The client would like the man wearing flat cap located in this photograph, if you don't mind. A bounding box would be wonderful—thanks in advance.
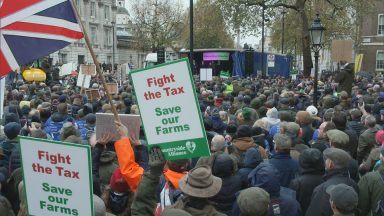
[306,148,358,216]
[327,184,358,216]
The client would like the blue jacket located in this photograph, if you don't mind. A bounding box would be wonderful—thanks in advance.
[269,152,299,187]
[249,162,301,216]
[236,147,263,187]
[44,113,74,141]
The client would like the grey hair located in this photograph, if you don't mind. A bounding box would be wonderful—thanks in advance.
[211,135,225,152]
[365,115,376,128]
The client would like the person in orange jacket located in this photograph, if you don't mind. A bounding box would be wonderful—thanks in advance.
[114,121,144,192]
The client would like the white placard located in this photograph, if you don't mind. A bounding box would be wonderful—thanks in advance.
[268,54,275,67]
[200,68,213,81]
[20,137,93,216]
[60,62,76,76]
[76,65,91,88]
[130,59,210,160]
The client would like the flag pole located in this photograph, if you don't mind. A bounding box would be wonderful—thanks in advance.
[70,0,120,122]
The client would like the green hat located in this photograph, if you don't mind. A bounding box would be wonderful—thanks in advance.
[326,129,349,146]
[237,187,270,216]
[242,107,253,120]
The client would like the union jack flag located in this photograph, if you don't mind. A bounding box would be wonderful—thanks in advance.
[0,0,84,77]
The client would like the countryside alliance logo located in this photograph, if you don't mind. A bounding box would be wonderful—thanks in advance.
[185,141,196,153]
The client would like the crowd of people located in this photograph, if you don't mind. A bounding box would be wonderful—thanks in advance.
[0,67,384,216]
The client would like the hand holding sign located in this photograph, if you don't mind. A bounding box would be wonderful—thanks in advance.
[115,121,129,139]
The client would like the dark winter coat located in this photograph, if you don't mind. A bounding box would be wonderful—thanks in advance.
[211,154,242,215]
[342,128,359,159]
[305,168,359,216]
[237,147,263,187]
[246,162,302,216]
[347,120,364,137]
[357,125,381,163]
[301,125,314,146]
[335,69,354,96]
[269,152,299,187]
[0,139,18,170]
[358,164,384,216]
[289,149,325,214]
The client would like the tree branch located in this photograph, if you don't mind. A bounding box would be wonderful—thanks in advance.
[240,0,298,11]
[324,0,343,10]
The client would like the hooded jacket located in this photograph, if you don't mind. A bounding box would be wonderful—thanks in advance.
[289,149,325,214]
[305,168,358,216]
[247,162,301,216]
[237,147,263,187]
[210,154,242,215]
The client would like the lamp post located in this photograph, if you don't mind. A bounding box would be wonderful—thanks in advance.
[189,0,194,72]
[111,21,115,75]
[261,5,265,78]
[281,9,286,54]
[309,14,326,107]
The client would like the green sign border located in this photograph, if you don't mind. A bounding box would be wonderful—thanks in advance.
[129,58,210,160]
[18,136,94,216]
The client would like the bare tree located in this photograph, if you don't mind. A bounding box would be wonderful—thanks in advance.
[131,0,184,51]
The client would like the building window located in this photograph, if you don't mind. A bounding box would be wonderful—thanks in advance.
[59,53,68,64]
[377,51,384,71]
[379,14,384,35]
[107,56,112,64]
[90,25,97,44]
[90,2,96,17]
[104,28,112,47]
[104,6,110,20]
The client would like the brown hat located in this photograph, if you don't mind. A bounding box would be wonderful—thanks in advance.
[179,166,222,198]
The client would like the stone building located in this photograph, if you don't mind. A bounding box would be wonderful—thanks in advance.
[359,0,384,73]
[115,0,147,69]
[50,0,118,66]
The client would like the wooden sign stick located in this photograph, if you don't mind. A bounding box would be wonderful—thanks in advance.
[70,0,120,122]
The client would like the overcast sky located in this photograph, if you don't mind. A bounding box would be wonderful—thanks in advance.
[125,0,260,48]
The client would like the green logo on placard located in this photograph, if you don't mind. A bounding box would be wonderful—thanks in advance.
[186,141,196,153]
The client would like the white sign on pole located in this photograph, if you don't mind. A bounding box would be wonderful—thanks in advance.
[267,54,275,67]
[76,65,91,88]
[20,137,93,216]
[130,59,210,160]
[60,62,76,76]
[199,68,213,81]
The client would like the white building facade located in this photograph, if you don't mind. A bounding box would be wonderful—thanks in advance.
[50,0,118,66]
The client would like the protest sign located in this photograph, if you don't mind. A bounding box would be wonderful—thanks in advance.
[199,68,213,81]
[19,136,93,216]
[80,65,96,76]
[268,54,275,67]
[220,71,230,79]
[85,89,100,100]
[59,62,76,76]
[95,113,141,141]
[106,83,118,95]
[130,59,210,160]
[76,65,92,88]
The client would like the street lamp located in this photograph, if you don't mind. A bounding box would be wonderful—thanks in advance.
[309,13,325,107]
[111,21,115,75]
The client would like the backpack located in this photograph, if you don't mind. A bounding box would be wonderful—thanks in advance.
[374,171,384,216]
